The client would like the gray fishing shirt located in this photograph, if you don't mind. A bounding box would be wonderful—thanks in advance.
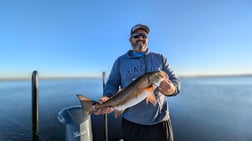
[103,49,181,125]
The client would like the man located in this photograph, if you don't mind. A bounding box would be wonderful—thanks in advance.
[96,24,181,141]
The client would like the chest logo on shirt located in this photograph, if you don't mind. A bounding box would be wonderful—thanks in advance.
[127,65,145,76]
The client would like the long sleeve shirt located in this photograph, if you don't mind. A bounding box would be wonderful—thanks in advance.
[103,49,181,125]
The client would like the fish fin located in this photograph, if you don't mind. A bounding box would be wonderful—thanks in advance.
[145,85,157,105]
[76,94,98,116]
[112,88,124,97]
[114,110,124,118]
[146,93,157,105]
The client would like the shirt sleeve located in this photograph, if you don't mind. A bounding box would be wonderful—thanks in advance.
[162,55,181,95]
[103,58,121,97]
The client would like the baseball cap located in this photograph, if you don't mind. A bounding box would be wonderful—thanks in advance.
[130,24,150,35]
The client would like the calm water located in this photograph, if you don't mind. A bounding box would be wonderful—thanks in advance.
[0,76,252,141]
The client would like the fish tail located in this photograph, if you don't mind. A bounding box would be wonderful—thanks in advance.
[76,94,98,116]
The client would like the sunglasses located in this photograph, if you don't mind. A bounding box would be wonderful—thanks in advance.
[131,33,148,39]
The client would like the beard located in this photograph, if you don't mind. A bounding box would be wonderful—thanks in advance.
[132,40,148,52]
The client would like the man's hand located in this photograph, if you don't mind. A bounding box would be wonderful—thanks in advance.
[158,78,177,96]
[94,96,114,115]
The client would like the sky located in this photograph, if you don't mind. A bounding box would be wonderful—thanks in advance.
[0,0,251,79]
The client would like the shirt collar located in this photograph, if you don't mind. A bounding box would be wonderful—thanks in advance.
[127,49,150,58]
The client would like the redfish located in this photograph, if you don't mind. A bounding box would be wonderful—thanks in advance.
[77,71,167,118]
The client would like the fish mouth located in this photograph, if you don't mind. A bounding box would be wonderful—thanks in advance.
[148,71,167,87]
[153,79,163,87]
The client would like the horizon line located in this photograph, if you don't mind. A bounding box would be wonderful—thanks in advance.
[1,73,252,81]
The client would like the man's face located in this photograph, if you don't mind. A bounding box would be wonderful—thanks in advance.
[129,29,148,52]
